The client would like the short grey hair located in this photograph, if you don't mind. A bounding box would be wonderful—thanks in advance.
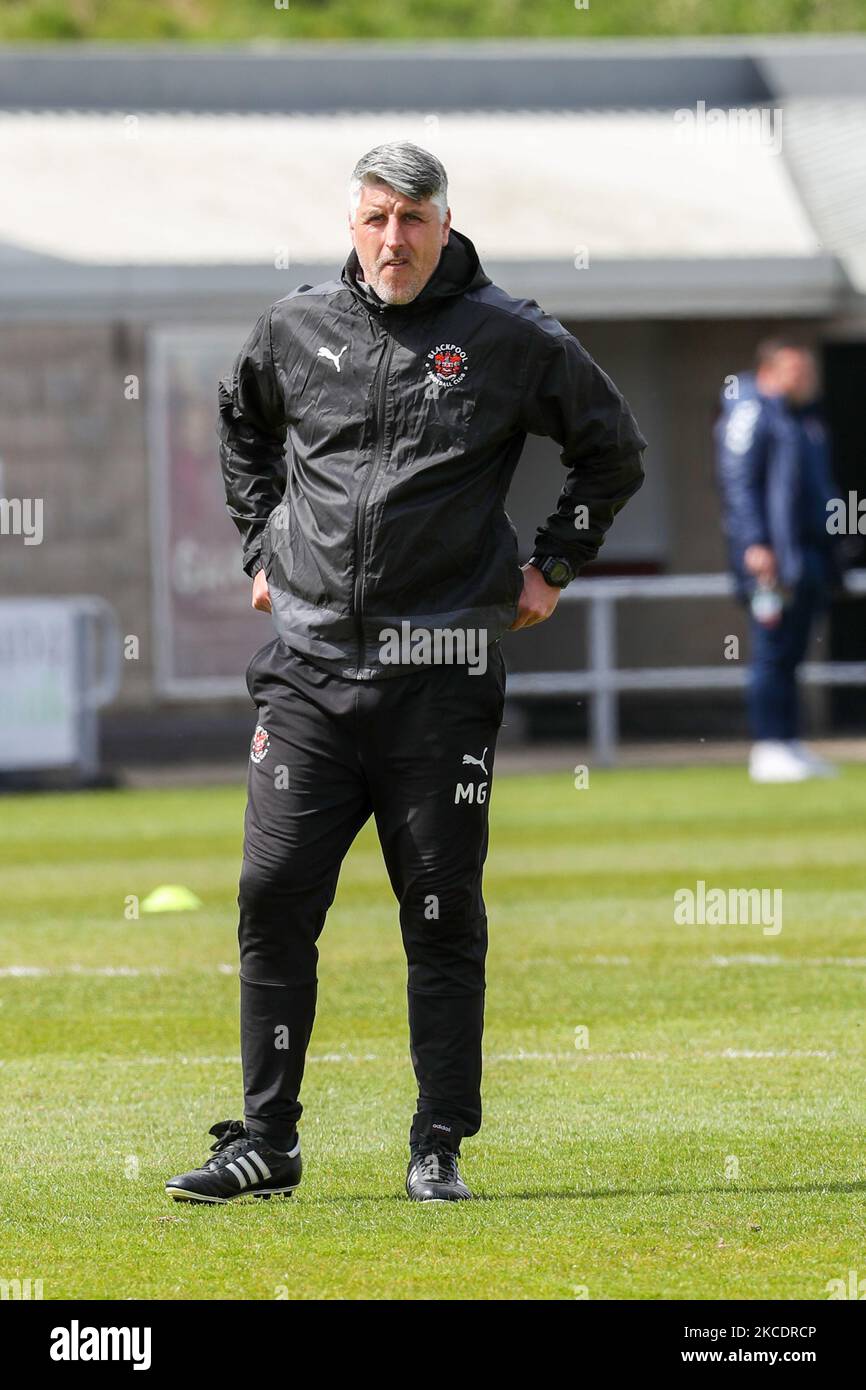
[349,142,448,220]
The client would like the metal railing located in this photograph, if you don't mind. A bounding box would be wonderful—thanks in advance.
[505,570,866,766]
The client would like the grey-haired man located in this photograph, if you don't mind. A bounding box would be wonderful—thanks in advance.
[166,141,645,1205]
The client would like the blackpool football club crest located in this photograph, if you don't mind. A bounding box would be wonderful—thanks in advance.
[250,724,269,764]
[426,343,468,389]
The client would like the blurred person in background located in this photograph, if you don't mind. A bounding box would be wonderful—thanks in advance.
[715,339,840,782]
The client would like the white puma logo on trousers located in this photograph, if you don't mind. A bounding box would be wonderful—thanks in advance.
[317,345,348,372]
[462,748,488,775]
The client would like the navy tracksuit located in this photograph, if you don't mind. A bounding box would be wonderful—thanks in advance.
[715,377,838,741]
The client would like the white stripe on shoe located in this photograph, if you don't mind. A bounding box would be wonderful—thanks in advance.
[226,1162,248,1189]
[235,1155,260,1185]
[246,1151,272,1181]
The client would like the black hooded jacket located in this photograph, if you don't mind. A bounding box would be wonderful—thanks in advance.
[218,229,646,679]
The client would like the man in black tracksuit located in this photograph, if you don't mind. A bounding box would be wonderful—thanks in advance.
[166,142,645,1205]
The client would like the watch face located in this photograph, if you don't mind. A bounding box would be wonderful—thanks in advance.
[546,559,572,586]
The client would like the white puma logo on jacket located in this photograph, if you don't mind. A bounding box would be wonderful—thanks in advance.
[317,345,348,372]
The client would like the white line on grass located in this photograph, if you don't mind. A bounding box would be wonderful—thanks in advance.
[3,957,865,978]
[12,1048,834,1068]
[709,954,866,967]
[0,965,171,977]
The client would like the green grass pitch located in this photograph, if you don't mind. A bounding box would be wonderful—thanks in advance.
[1,766,864,1300]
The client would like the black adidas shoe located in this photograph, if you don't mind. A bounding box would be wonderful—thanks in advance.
[406,1141,473,1202]
[165,1120,302,1204]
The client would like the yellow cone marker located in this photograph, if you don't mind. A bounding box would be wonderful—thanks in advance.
[141,884,203,914]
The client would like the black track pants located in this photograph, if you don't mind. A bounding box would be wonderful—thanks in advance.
[237,637,506,1151]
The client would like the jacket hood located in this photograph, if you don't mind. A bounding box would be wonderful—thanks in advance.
[342,227,491,315]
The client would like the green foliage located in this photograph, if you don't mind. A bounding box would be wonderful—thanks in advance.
[0,0,863,43]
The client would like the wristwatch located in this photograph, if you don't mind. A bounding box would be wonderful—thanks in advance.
[529,555,575,589]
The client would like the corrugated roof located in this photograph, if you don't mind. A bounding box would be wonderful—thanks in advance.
[781,99,866,293]
[0,108,820,267]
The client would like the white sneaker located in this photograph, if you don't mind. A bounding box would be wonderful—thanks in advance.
[788,741,838,778]
[749,740,814,783]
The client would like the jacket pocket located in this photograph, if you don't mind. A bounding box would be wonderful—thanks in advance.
[245,637,281,702]
[489,642,507,727]
[263,505,295,590]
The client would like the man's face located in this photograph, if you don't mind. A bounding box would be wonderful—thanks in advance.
[350,181,451,305]
[761,349,819,407]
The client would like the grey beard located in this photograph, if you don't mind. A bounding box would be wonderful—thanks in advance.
[371,275,421,305]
